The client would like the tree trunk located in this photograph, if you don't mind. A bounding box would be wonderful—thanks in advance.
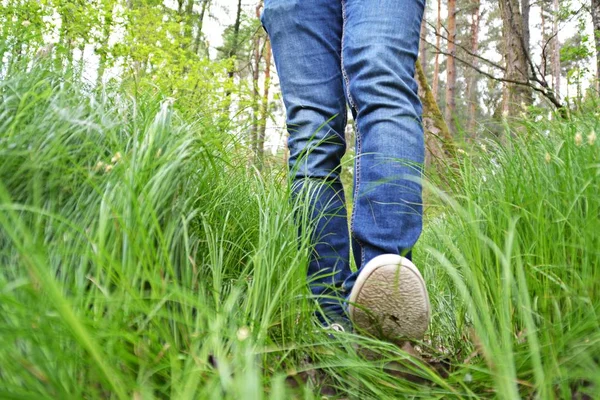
[499,0,532,116]
[193,0,211,56]
[432,0,442,102]
[591,0,600,93]
[183,0,195,47]
[552,0,561,99]
[224,0,243,113]
[228,0,243,76]
[521,0,530,57]
[541,0,547,77]
[250,3,263,160]
[466,0,481,138]
[96,0,115,87]
[419,14,427,74]
[415,60,457,174]
[445,0,457,135]
[257,39,272,168]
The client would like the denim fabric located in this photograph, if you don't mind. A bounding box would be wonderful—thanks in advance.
[261,0,425,322]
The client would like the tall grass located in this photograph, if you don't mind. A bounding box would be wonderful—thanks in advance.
[1,61,598,399]
[0,62,455,399]
[421,117,600,398]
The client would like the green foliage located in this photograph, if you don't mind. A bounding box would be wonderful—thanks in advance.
[217,13,260,68]
[0,60,460,399]
[0,0,254,126]
[560,33,594,67]
[2,13,600,397]
[0,59,281,398]
[421,113,600,398]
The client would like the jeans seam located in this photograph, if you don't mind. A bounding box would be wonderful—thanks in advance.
[341,0,365,268]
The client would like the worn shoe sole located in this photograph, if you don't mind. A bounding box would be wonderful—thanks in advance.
[348,254,430,342]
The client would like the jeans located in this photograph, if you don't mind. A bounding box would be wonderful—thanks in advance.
[261,0,425,322]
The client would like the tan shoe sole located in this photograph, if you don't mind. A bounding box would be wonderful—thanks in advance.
[348,254,430,342]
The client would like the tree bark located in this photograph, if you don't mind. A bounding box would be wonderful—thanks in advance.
[445,0,457,135]
[499,0,532,116]
[552,0,561,99]
[521,0,531,57]
[591,0,600,93]
[416,60,457,173]
[257,39,272,167]
[250,3,263,160]
[193,0,211,56]
[419,14,427,74]
[541,0,547,77]
[228,0,243,76]
[183,0,195,46]
[466,0,481,138]
[96,0,115,88]
[224,0,243,112]
[432,0,442,100]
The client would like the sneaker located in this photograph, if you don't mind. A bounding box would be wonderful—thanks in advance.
[326,322,346,333]
[348,254,430,343]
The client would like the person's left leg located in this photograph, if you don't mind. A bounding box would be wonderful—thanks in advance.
[260,0,351,323]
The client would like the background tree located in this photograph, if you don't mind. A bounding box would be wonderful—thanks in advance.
[592,0,600,93]
[445,0,457,134]
[222,0,243,114]
[499,0,532,116]
[432,0,443,100]
[465,0,481,137]
[95,0,117,87]
[257,39,272,166]
[193,0,212,56]
[1,0,598,165]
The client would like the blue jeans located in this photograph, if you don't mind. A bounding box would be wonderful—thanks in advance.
[261,0,425,322]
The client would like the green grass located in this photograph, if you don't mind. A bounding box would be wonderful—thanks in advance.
[1,63,598,399]
[420,116,600,398]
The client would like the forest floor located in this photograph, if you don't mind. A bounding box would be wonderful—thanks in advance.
[1,63,599,399]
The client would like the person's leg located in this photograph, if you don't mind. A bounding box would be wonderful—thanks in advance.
[341,0,426,284]
[340,0,429,340]
[260,0,351,321]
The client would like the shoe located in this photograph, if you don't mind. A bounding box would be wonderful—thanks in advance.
[326,322,346,333]
[348,254,430,342]
[313,320,349,340]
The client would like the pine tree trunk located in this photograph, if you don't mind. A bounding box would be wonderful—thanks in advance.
[499,0,532,116]
[466,0,481,138]
[250,3,263,160]
[183,0,195,47]
[552,0,561,99]
[445,0,457,135]
[257,39,272,168]
[416,60,457,170]
[521,0,530,57]
[432,0,441,102]
[96,1,114,88]
[419,15,427,73]
[193,0,211,55]
[224,0,243,113]
[228,0,243,77]
[541,0,547,77]
[591,0,600,93]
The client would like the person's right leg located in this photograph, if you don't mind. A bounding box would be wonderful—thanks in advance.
[340,0,430,341]
[260,0,351,322]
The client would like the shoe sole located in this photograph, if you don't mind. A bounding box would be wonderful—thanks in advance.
[348,254,430,342]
